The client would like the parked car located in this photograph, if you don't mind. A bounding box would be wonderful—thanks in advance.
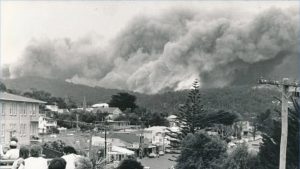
[148,153,157,158]
[159,151,164,156]
[165,149,171,153]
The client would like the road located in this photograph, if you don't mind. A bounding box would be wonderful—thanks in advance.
[139,154,177,169]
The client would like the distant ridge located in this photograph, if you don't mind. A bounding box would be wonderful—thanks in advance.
[3,76,128,105]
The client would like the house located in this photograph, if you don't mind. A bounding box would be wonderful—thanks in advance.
[99,132,152,157]
[96,120,130,130]
[167,115,178,128]
[45,104,59,112]
[144,126,169,152]
[234,121,252,136]
[92,136,134,163]
[93,107,123,120]
[38,114,58,134]
[92,103,109,108]
[0,92,45,146]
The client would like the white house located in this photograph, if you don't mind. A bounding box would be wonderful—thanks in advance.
[45,104,59,112]
[39,114,57,134]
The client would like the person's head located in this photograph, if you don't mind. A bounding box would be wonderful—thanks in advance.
[75,157,93,169]
[10,137,18,143]
[63,146,77,155]
[19,146,30,159]
[48,158,66,169]
[30,145,43,157]
[9,141,17,149]
[117,159,144,169]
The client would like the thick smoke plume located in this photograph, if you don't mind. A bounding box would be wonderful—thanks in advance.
[8,8,299,94]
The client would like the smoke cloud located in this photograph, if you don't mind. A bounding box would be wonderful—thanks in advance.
[7,7,299,94]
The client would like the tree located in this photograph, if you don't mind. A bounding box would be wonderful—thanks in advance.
[222,144,260,169]
[108,92,138,111]
[0,82,7,91]
[176,132,227,169]
[167,80,208,150]
[259,98,299,169]
[117,159,144,169]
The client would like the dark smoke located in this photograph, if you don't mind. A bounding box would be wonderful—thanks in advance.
[8,7,299,94]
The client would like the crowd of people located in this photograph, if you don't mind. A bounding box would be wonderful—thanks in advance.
[0,138,93,169]
[0,138,145,169]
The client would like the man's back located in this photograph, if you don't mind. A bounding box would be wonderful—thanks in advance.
[62,154,79,169]
[24,157,48,169]
[2,149,19,160]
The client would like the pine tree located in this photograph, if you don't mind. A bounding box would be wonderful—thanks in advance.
[167,80,207,150]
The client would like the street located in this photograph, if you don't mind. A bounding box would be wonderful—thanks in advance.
[139,154,177,169]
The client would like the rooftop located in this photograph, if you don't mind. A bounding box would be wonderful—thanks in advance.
[0,92,46,104]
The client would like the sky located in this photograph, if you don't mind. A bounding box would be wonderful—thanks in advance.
[0,1,298,93]
[0,1,297,66]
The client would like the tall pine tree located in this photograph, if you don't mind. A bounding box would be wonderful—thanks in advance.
[167,80,207,150]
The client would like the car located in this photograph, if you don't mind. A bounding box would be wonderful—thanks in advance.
[159,151,164,156]
[50,134,57,138]
[148,153,157,158]
[144,167,150,169]
[165,149,171,153]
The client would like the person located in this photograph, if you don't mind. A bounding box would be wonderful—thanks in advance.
[12,146,30,169]
[62,146,79,169]
[117,159,144,169]
[2,141,20,159]
[23,145,48,169]
[75,156,93,169]
[48,158,67,169]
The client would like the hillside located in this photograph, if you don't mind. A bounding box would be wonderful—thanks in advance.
[3,76,127,105]
[3,76,279,120]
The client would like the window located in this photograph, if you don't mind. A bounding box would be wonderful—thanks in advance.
[13,103,17,116]
[9,103,13,116]
[23,103,26,116]
[32,104,36,116]
[1,103,4,116]
[20,124,27,137]
[1,124,5,137]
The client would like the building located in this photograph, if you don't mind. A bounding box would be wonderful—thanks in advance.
[144,126,169,152]
[38,114,58,134]
[93,107,123,120]
[167,115,178,128]
[92,103,109,108]
[96,120,130,131]
[0,92,45,146]
[45,104,59,112]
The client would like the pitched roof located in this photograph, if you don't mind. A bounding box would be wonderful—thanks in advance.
[0,92,46,104]
[94,107,121,114]
[100,132,150,144]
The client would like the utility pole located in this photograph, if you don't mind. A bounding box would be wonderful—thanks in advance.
[76,114,79,132]
[258,78,299,169]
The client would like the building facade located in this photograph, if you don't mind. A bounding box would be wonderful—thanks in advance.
[0,92,45,146]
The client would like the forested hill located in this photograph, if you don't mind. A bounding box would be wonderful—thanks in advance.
[3,76,279,120]
[137,86,279,120]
